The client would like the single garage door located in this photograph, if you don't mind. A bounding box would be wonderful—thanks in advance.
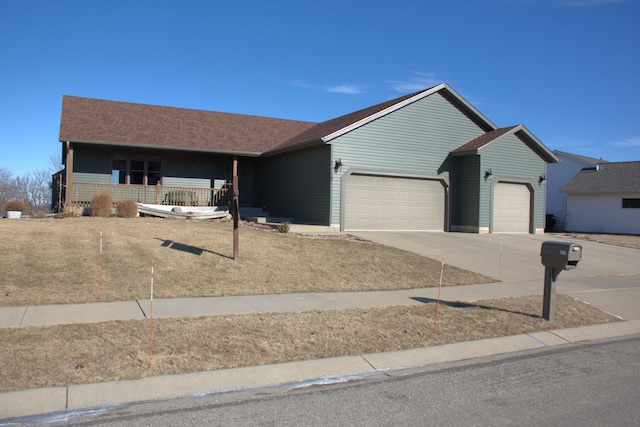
[492,182,531,233]
[344,174,445,231]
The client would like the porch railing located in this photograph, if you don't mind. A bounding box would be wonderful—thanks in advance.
[68,182,232,208]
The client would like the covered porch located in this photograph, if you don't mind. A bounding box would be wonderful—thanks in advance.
[54,177,233,212]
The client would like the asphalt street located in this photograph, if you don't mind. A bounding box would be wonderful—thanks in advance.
[34,335,640,426]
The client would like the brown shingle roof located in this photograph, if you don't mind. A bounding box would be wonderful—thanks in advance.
[265,88,433,154]
[59,96,316,154]
[560,162,640,193]
[452,126,518,154]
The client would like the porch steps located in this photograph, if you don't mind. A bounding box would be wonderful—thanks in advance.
[238,207,270,218]
[248,216,295,225]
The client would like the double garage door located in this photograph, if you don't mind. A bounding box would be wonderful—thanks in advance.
[344,174,445,231]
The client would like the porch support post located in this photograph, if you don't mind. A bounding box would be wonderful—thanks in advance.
[232,157,239,260]
[65,141,74,207]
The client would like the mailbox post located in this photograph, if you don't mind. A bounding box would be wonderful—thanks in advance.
[540,241,582,321]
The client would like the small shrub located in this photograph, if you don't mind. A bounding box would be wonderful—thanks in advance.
[5,200,25,212]
[117,200,138,218]
[63,205,83,218]
[277,221,291,233]
[32,210,48,219]
[91,193,113,218]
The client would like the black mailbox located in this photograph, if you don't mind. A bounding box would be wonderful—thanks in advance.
[540,241,582,270]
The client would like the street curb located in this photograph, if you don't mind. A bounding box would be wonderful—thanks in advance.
[2,320,640,421]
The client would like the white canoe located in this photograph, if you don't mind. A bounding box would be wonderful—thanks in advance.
[137,203,229,220]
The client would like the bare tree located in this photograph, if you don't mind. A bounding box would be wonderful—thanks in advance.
[0,167,18,211]
[25,169,53,211]
[49,153,63,174]
[1,155,61,214]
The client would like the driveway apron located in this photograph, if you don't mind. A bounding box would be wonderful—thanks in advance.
[351,232,640,320]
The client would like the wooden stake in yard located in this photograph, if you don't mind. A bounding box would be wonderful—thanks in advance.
[149,260,154,368]
[99,229,103,301]
[499,235,503,281]
[433,256,445,338]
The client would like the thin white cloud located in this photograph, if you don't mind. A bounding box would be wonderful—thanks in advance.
[609,136,640,146]
[324,84,365,94]
[291,80,315,89]
[386,72,442,93]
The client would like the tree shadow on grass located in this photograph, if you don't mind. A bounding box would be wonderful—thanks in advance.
[154,238,233,259]
[411,297,541,319]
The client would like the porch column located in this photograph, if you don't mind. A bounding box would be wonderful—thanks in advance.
[65,141,74,207]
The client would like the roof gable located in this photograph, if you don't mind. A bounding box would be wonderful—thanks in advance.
[452,125,558,163]
[561,161,640,194]
[264,83,498,155]
[59,96,316,154]
[553,150,608,167]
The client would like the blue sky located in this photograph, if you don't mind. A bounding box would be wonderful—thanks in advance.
[1,0,639,176]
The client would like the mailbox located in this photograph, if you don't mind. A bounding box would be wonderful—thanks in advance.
[540,241,582,270]
[540,241,583,321]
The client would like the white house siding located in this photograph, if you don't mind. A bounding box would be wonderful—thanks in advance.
[330,92,485,228]
[547,153,599,230]
[565,192,640,234]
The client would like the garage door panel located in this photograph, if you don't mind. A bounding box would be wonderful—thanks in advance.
[493,183,530,233]
[345,174,445,231]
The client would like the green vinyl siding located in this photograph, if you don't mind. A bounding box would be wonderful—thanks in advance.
[257,145,331,224]
[160,152,225,182]
[329,92,485,225]
[72,143,227,185]
[479,133,547,231]
[73,145,112,183]
[451,155,480,230]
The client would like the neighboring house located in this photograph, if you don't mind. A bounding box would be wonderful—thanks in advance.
[560,162,640,235]
[57,83,558,233]
[546,150,608,231]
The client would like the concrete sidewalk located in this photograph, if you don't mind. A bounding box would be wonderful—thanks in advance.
[0,280,566,329]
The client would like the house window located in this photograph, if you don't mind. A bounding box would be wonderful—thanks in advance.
[622,198,640,209]
[130,160,145,185]
[112,159,127,184]
[112,158,161,185]
[148,161,162,185]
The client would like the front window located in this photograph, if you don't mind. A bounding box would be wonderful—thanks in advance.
[112,158,161,185]
[111,159,127,184]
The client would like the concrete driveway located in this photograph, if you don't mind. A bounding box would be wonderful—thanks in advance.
[351,232,640,320]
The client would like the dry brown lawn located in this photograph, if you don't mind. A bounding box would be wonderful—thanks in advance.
[553,232,640,250]
[0,218,628,394]
[0,217,494,307]
[0,294,619,393]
